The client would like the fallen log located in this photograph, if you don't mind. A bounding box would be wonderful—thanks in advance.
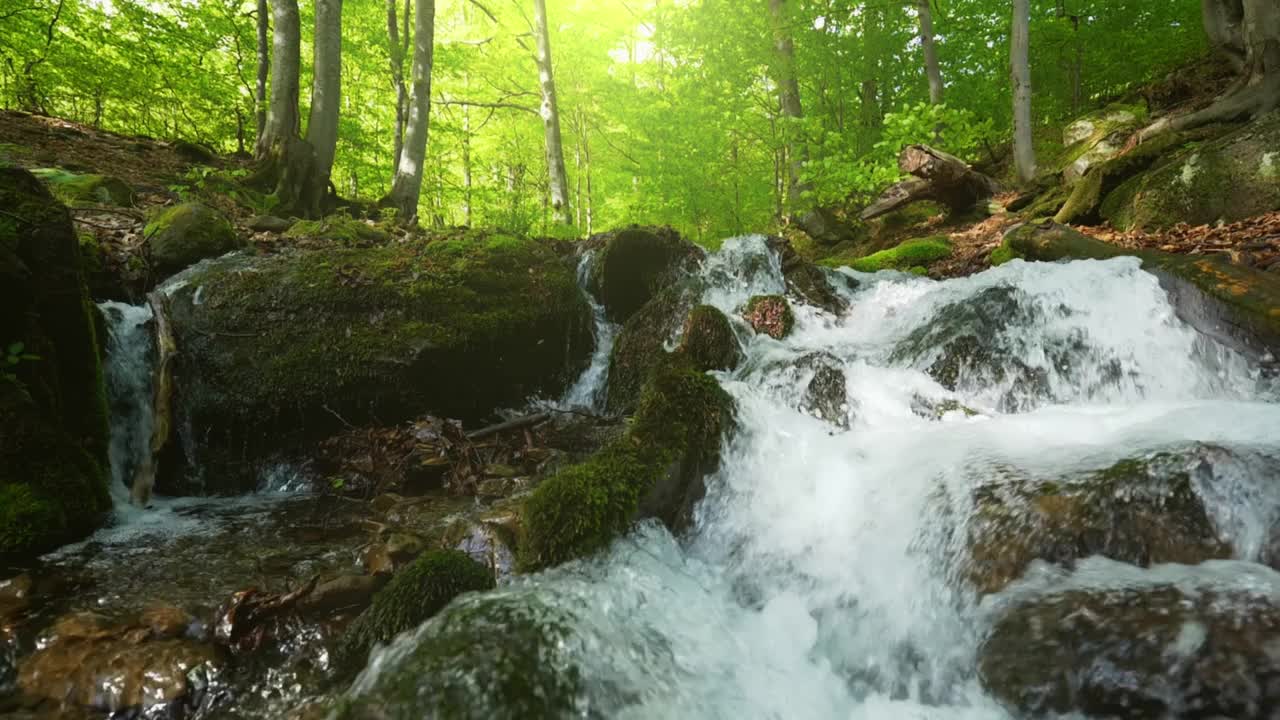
[861,144,1000,221]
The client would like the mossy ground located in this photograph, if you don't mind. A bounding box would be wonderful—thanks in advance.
[283,214,391,245]
[520,362,734,570]
[31,167,133,206]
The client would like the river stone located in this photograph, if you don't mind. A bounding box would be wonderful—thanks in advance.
[0,168,111,561]
[605,279,703,414]
[144,202,242,279]
[743,295,795,339]
[585,225,704,323]
[334,592,585,720]
[163,230,593,493]
[247,214,295,233]
[980,561,1280,718]
[797,352,850,429]
[1101,111,1280,231]
[678,305,742,372]
[962,447,1232,596]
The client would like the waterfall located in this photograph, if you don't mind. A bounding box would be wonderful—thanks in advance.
[350,240,1280,717]
[557,250,619,412]
[101,301,156,509]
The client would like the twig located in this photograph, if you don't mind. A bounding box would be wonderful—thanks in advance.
[0,209,32,225]
[70,205,145,221]
[466,412,551,440]
[323,403,356,429]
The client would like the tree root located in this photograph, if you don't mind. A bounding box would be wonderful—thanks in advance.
[1135,75,1280,145]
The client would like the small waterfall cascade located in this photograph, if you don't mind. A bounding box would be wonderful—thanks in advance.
[100,301,156,508]
[353,237,1280,718]
[558,250,619,412]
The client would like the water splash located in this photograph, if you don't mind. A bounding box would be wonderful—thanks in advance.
[100,301,155,509]
[557,251,619,412]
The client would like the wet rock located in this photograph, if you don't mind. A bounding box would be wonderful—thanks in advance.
[768,236,850,315]
[743,294,795,339]
[605,279,703,414]
[980,561,1280,718]
[0,168,112,560]
[361,532,425,576]
[962,449,1232,596]
[336,549,494,673]
[247,214,295,233]
[144,202,242,279]
[164,230,593,492]
[0,575,32,622]
[18,611,223,717]
[333,592,584,720]
[139,605,197,640]
[1102,113,1280,231]
[448,515,519,582]
[30,167,133,206]
[297,575,385,616]
[678,305,742,372]
[797,352,849,429]
[585,225,704,323]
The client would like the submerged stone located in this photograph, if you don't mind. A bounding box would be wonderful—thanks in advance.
[796,352,850,429]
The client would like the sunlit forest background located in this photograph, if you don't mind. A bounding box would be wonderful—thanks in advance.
[0,0,1206,240]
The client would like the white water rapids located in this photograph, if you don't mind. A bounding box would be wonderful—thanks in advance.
[357,236,1280,718]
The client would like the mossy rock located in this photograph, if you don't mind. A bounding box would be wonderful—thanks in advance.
[336,549,494,673]
[164,230,593,493]
[1098,115,1279,230]
[30,168,133,207]
[143,202,242,279]
[585,225,704,323]
[283,214,390,245]
[521,363,735,570]
[797,352,849,429]
[962,447,1231,596]
[678,305,741,372]
[605,280,703,414]
[765,235,848,314]
[1057,101,1146,182]
[334,592,585,719]
[0,169,111,560]
[980,569,1280,718]
[831,236,953,273]
[1006,221,1280,364]
[742,295,795,339]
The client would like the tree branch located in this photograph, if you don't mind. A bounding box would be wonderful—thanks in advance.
[439,99,538,115]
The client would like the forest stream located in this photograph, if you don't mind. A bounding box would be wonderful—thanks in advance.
[6,236,1278,719]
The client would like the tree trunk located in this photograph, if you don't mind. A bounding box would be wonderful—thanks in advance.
[861,144,1000,220]
[1011,0,1036,184]
[769,0,809,214]
[387,0,411,178]
[918,0,944,105]
[533,0,572,226]
[1138,0,1280,142]
[387,0,435,223]
[305,0,342,218]
[255,0,269,145]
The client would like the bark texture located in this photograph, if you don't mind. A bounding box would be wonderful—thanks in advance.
[306,0,343,216]
[1011,0,1036,184]
[769,0,809,213]
[255,0,269,143]
[534,0,572,225]
[919,0,944,105]
[861,145,999,220]
[387,0,410,177]
[258,0,300,161]
[387,0,436,223]
[1138,0,1280,142]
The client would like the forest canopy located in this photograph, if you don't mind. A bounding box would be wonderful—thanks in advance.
[0,0,1206,240]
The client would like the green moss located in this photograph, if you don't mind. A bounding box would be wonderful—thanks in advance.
[0,484,60,555]
[31,168,133,207]
[678,305,741,372]
[521,364,733,571]
[284,214,391,245]
[908,266,929,276]
[844,236,953,273]
[143,202,241,277]
[990,241,1019,266]
[605,281,701,414]
[337,549,494,672]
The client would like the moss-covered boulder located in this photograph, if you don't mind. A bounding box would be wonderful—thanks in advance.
[1100,113,1280,230]
[334,592,585,720]
[766,235,848,314]
[980,564,1280,718]
[742,295,795,340]
[605,280,703,414]
[31,167,133,207]
[1058,102,1145,183]
[678,305,741,372]
[962,449,1231,596]
[829,236,953,273]
[585,226,704,323]
[1005,221,1280,364]
[283,214,390,245]
[0,168,111,561]
[336,549,494,673]
[143,202,242,279]
[163,230,594,493]
[521,363,735,570]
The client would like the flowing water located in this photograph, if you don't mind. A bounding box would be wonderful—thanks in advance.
[558,251,619,413]
[352,236,1280,718]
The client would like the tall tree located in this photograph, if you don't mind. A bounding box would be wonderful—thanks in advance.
[386,0,411,177]
[387,0,436,222]
[305,0,343,215]
[533,0,572,226]
[1139,0,1280,141]
[1011,0,1036,184]
[255,0,269,142]
[768,0,807,214]
[918,0,944,105]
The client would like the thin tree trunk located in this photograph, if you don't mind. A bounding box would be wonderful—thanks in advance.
[463,101,473,226]
[918,0,944,105]
[387,0,436,223]
[1011,0,1036,184]
[306,0,343,217]
[768,0,808,214]
[584,132,593,235]
[387,0,410,177]
[533,0,572,225]
[255,0,269,146]
[258,0,300,159]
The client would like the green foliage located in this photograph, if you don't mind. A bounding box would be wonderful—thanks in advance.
[2,342,40,381]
